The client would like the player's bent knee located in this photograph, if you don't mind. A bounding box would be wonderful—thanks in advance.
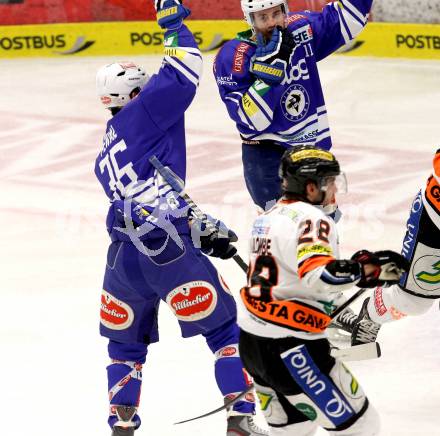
[254,383,318,435]
[281,345,373,432]
[270,421,318,435]
[328,403,380,436]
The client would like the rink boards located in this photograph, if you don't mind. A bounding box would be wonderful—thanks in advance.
[0,20,439,60]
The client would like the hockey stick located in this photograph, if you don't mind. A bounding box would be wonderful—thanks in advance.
[175,289,377,425]
[149,155,248,273]
[330,288,368,320]
[329,288,381,361]
[330,342,381,361]
[174,384,254,425]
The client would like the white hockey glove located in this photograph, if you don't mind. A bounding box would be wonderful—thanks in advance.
[154,0,190,30]
[351,250,410,288]
[251,26,296,85]
[351,297,382,346]
[189,213,238,260]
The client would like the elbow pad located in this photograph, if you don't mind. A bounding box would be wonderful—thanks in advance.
[321,259,361,286]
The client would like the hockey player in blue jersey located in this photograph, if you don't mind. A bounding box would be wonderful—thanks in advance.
[214,0,373,210]
[94,1,264,435]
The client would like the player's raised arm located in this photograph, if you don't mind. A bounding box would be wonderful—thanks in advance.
[140,0,202,131]
[295,0,373,61]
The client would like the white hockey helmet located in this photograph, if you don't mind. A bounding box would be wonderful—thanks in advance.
[240,0,289,26]
[96,62,149,110]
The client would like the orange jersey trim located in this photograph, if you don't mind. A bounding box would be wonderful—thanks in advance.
[433,149,440,181]
[240,288,331,333]
[298,255,334,279]
[425,175,440,215]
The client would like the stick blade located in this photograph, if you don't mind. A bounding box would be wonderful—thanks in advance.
[174,384,254,425]
[331,342,381,361]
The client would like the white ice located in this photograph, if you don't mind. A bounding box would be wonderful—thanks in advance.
[1,52,439,436]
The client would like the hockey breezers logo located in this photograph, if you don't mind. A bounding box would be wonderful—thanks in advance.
[53,36,95,55]
[281,345,355,427]
[416,260,440,284]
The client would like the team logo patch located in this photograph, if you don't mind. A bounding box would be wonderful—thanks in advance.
[280,84,310,122]
[100,96,112,105]
[257,392,273,411]
[295,402,317,421]
[413,255,440,291]
[221,346,238,357]
[100,290,135,330]
[338,364,363,399]
[166,281,217,321]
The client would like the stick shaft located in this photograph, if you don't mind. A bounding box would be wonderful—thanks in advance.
[149,155,248,273]
[330,288,368,320]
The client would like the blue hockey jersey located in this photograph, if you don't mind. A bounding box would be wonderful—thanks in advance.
[94,25,202,236]
[214,0,372,150]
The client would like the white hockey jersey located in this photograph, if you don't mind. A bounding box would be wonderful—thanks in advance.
[238,199,357,340]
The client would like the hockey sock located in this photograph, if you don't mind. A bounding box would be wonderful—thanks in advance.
[107,341,148,429]
[107,360,143,429]
[204,320,255,415]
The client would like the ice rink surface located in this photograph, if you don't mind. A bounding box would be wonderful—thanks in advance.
[1,51,440,436]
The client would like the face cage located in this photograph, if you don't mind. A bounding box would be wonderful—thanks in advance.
[318,173,348,194]
[248,3,288,26]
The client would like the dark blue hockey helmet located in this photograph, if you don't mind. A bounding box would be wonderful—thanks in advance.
[279,145,343,197]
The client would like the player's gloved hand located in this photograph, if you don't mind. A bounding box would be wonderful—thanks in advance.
[154,0,191,30]
[352,249,410,288]
[189,213,238,259]
[251,26,296,85]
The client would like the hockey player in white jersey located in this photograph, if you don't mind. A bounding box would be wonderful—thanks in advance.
[351,149,440,345]
[237,145,409,435]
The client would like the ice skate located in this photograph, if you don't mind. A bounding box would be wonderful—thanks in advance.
[111,406,137,436]
[227,415,269,436]
[328,307,358,344]
[352,298,381,345]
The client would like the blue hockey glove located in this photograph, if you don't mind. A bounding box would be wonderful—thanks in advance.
[155,0,191,30]
[189,213,238,259]
[251,26,296,85]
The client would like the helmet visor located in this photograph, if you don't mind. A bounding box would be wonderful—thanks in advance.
[320,172,347,194]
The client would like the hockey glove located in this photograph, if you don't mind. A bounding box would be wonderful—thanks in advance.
[189,213,238,259]
[352,249,410,288]
[351,297,382,345]
[251,26,296,85]
[155,0,190,30]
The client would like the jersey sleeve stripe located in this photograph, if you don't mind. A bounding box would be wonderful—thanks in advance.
[335,4,353,43]
[298,255,334,279]
[164,56,199,87]
[249,86,274,120]
[237,103,257,130]
[340,0,368,25]
[337,1,367,41]
[164,46,203,77]
[241,92,272,131]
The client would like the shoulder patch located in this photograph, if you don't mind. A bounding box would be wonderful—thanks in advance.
[233,42,252,73]
[286,13,308,25]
